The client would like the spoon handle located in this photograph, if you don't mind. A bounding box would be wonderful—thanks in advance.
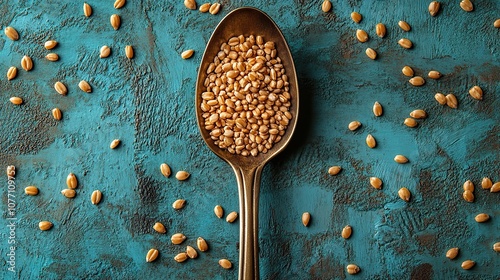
[232,165,264,280]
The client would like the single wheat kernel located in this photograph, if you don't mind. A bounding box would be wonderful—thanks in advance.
[160,163,171,178]
[184,0,196,10]
[348,121,361,131]
[83,3,92,17]
[52,108,62,120]
[446,247,459,259]
[45,53,59,61]
[346,264,360,275]
[429,1,440,16]
[475,213,490,223]
[25,186,39,196]
[342,225,352,239]
[446,94,458,109]
[197,237,208,251]
[44,40,58,50]
[110,139,121,149]
[209,3,220,15]
[78,80,92,93]
[495,19,500,28]
[54,81,68,95]
[365,48,377,60]
[226,211,238,223]
[153,222,166,234]
[373,101,383,116]
[171,233,187,245]
[67,173,78,189]
[376,23,386,38]
[366,134,376,148]
[434,93,447,105]
[9,97,23,105]
[328,166,342,176]
[6,166,15,177]
[219,259,232,269]
[394,155,409,164]
[463,190,474,202]
[398,38,413,49]
[146,249,159,262]
[39,221,53,231]
[461,260,475,270]
[428,70,441,79]
[398,187,411,201]
[199,3,210,12]
[91,190,102,205]
[7,66,17,80]
[186,245,198,259]
[460,0,473,12]
[100,46,111,58]
[21,56,33,71]
[125,45,134,59]
[181,49,194,59]
[463,180,474,192]
[214,205,224,218]
[351,12,362,23]
[493,242,500,252]
[174,252,188,263]
[370,177,383,189]
[409,76,425,86]
[302,212,311,227]
[410,109,427,119]
[356,29,368,43]
[110,14,121,30]
[176,171,190,181]
[61,189,76,198]
[322,0,332,13]
[481,177,492,189]
[402,66,414,77]
[398,21,411,31]
[114,0,126,9]
[469,86,483,100]
[404,118,418,128]
[172,199,186,210]
[4,26,19,41]
[491,182,500,193]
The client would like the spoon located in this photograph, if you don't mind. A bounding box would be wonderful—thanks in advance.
[195,7,299,280]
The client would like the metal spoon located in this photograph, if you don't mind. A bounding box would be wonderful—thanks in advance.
[195,7,299,280]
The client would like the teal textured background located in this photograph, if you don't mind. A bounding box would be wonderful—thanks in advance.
[1,0,499,279]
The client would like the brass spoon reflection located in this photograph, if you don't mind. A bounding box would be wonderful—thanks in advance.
[196,7,299,280]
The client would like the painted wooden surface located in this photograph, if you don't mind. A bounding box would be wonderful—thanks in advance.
[0,0,499,279]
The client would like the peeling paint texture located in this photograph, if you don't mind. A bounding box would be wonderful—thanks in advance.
[1,1,499,279]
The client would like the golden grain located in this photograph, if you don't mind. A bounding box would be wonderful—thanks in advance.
[409,76,425,86]
[475,213,490,223]
[461,260,475,270]
[114,0,126,9]
[402,66,414,77]
[171,233,187,245]
[398,21,411,32]
[100,46,111,58]
[328,166,342,176]
[398,38,413,49]
[376,23,386,38]
[52,108,62,120]
[125,45,134,59]
[197,237,208,251]
[398,187,411,201]
[404,118,418,128]
[460,0,473,12]
[7,66,17,80]
[174,252,188,263]
[370,177,383,189]
[445,94,458,109]
[481,177,492,189]
[346,264,360,275]
[184,0,196,10]
[366,134,376,148]
[172,199,186,210]
[373,101,383,116]
[351,12,362,23]
[91,190,102,205]
[322,0,332,13]
[342,225,352,239]
[410,109,427,119]
[219,259,232,269]
[176,171,190,181]
[469,86,483,100]
[463,180,474,192]
[9,97,23,105]
[186,245,198,259]
[21,56,33,71]
[153,222,166,234]
[4,26,19,41]
[61,189,76,198]
[209,3,221,15]
[446,247,459,259]
[365,48,377,60]
[110,139,121,149]
[226,211,238,223]
[54,81,68,95]
[493,242,500,252]
[348,121,361,131]
[110,14,121,30]
[66,173,78,189]
[434,93,447,105]
[181,49,194,59]
[83,3,92,17]
[214,205,224,218]
[394,155,409,164]
[429,1,440,16]
[463,190,474,202]
[146,249,159,262]
[495,19,500,28]
[45,53,59,61]
[78,80,92,93]
[25,186,39,196]
[428,70,441,79]
[39,221,53,231]
[199,3,211,12]
[302,212,310,227]
[160,163,171,178]
[356,29,368,43]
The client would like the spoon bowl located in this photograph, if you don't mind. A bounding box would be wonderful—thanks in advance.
[195,7,299,279]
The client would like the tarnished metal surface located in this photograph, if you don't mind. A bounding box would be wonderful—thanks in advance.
[1,0,499,279]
